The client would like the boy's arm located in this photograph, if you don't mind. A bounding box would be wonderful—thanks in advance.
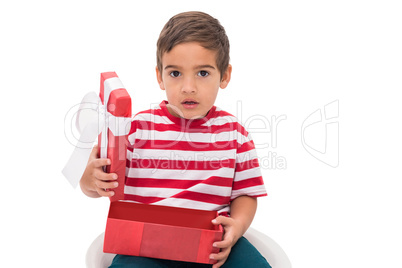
[210,195,257,268]
[80,145,119,198]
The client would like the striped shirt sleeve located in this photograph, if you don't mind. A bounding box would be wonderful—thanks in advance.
[231,130,267,200]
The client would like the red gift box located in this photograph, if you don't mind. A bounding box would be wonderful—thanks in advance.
[98,72,132,202]
[104,201,223,264]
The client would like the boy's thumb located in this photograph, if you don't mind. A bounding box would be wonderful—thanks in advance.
[212,216,229,225]
[89,144,99,159]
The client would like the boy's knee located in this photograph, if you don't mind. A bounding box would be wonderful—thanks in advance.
[222,237,271,268]
[109,254,167,268]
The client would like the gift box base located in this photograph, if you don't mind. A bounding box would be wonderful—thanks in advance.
[103,201,223,264]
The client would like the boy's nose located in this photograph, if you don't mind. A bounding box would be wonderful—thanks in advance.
[181,77,197,94]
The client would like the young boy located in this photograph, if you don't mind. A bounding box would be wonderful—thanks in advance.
[80,11,271,268]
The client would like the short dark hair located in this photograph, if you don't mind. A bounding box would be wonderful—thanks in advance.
[156,11,230,78]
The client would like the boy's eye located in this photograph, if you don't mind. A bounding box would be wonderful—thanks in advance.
[170,71,181,78]
[198,70,209,77]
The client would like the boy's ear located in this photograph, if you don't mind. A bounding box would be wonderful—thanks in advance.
[156,66,165,90]
[220,64,232,89]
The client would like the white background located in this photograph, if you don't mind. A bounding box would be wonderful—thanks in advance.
[1,0,401,267]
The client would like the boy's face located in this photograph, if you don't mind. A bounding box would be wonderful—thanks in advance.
[156,42,231,119]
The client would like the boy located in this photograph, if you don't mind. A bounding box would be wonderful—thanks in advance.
[80,11,271,268]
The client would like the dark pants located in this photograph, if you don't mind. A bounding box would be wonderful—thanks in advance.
[109,236,271,268]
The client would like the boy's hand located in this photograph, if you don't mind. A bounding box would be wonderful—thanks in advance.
[209,196,257,267]
[210,216,243,268]
[79,145,119,198]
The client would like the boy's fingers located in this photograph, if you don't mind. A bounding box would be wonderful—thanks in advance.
[86,146,118,198]
[210,247,230,266]
[92,158,111,168]
[212,259,225,268]
[214,249,230,261]
[213,239,231,249]
[96,187,115,197]
[94,170,118,182]
[212,216,231,226]
[95,180,119,190]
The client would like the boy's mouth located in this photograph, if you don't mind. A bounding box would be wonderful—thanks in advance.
[182,99,199,105]
[181,99,199,108]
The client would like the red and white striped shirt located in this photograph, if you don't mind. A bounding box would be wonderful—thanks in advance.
[124,101,267,215]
